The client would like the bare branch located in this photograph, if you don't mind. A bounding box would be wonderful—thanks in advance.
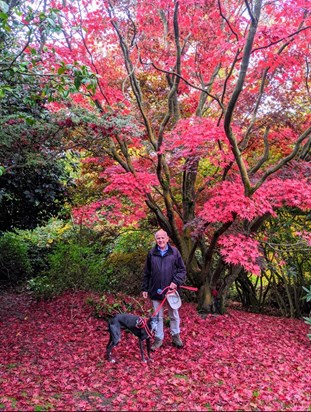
[251,25,311,55]
[142,59,224,111]
[224,0,263,194]
[76,0,110,105]
[252,126,311,193]
[244,0,256,24]
[249,126,270,175]
[239,67,269,150]
[217,0,239,41]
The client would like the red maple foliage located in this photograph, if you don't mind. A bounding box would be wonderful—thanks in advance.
[0,291,310,411]
[18,0,311,310]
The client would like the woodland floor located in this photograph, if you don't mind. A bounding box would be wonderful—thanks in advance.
[0,290,310,411]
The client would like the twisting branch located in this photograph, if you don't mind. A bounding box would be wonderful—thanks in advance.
[106,0,157,151]
[76,0,110,105]
[217,0,239,42]
[224,0,263,195]
[251,25,311,55]
[239,67,269,151]
[156,0,184,249]
[244,0,256,25]
[217,48,241,126]
[249,126,270,175]
[300,136,311,160]
[142,59,224,111]
[252,126,311,193]
[3,30,33,72]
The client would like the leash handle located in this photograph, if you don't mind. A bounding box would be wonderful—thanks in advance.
[157,285,198,295]
[156,286,172,296]
[151,285,198,318]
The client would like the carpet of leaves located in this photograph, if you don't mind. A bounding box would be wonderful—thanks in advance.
[0,291,310,411]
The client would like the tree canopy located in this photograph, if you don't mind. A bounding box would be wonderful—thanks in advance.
[1,0,310,311]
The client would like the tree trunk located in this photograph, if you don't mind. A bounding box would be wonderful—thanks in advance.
[235,272,260,308]
[197,283,213,314]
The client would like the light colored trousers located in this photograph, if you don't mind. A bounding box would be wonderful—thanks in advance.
[152,299,180,340]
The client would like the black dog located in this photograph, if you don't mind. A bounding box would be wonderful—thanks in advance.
[106,313,158,363]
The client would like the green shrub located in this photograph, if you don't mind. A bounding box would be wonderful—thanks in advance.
[44,241,108,294]
[16,219,73,277]
[99,228,153,295]
[302,285,311,340]
[26,226,151,299]
[0,232,32,284]
[27,276,57,300]
[89,293,147,320]
[102,249,146,295]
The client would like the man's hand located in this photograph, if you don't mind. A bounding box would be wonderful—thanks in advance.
[142,291,148,299]
[169,282,177,290]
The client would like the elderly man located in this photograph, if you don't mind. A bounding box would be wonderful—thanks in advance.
[142,229,187,350]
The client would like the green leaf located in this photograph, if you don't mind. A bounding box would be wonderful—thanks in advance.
[74,76,81,90]
[0,11,8,21]
[58,66,66,75]
[0,1,9,13]
[25,117,35,125]
[46,17,55,26]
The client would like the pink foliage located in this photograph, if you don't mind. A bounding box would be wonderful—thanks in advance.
[218,234,262,275]
[165,118,234,168]
[199,181,275,223]
[295,231,311,246]
[260,178,311,211]
[72,201,106,226]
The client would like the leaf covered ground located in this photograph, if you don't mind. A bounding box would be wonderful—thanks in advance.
[0,291,310,411]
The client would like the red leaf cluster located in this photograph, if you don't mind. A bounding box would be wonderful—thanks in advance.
[0,291,310,411]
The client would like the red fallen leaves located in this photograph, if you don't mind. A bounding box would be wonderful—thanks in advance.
[0,291,310,411]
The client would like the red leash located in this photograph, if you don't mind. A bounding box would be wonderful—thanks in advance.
[137,285,199,333]
[151,294,168,318]
[151,285,198,318]
[136,317,154,338]
[180,286,198,292]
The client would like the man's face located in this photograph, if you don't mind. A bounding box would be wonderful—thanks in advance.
[155,231,169,250]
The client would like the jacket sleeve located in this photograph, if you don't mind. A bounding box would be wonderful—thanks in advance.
[142,251,151,292]
[172,248,187,286]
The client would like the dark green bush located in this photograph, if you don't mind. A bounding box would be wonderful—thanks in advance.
[44,241,109,294]
[0,232,32,284]
[302,285,311,340]
[88,293,148,321]
[26,226,152,299]
[102,249,146,295]
[27,276,57,300]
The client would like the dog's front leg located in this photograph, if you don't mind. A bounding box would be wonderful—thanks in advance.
[146,339,153,362]
[139,339,147,362]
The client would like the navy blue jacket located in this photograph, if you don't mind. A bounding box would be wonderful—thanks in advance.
[142,244,186,300]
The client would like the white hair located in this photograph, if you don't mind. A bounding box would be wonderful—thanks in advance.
[154,229,168,238]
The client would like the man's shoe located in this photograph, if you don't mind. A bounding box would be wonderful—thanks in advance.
[151,337,163,351]
[172,333,183,348]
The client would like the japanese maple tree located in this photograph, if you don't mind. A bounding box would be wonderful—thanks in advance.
[28,0,311,311]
